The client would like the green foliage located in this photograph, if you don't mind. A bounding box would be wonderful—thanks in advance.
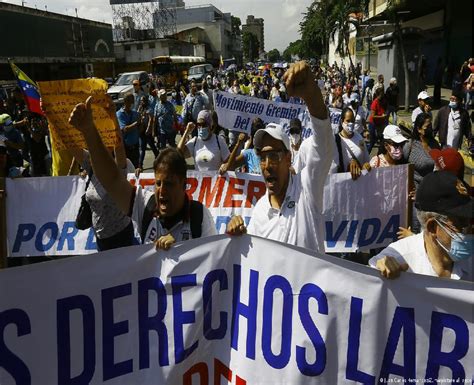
[242,31,260,62]
[282,40,303,62]
[267,49,281,63]
[231,16,241,36]
[298,0,369,62]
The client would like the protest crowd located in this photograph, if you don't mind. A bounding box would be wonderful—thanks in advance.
[0,49,473,384]
[1,55,473,280]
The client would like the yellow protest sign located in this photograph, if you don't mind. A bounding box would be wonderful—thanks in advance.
[38,79,119,151]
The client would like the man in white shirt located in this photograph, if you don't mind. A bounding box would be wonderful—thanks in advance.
[369,171,473,281]
[226,61,333,254]
[411,91,432,125]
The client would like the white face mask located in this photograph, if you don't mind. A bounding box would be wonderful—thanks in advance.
[342,122,355,134]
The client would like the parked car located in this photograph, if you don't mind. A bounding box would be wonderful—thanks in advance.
[187,64,213,83]
[107,71,150,105]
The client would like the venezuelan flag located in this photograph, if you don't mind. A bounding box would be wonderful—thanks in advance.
[9,61,44,116]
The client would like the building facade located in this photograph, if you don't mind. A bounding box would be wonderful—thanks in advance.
[242,15,265,53]
[0,2,115,80]
[154,4,241,65]
[364,0,472,94]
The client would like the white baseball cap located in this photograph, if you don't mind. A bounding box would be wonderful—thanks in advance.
[253,123,290,151]
[383,125,407,143]
[417,91,430,100]
[158,89,167,97]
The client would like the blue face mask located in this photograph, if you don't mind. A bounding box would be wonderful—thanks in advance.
[448,101,458,109]
[435,220,474,262]
[198,127,210,139]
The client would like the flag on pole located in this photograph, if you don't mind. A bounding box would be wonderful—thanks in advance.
[9,61,44,116]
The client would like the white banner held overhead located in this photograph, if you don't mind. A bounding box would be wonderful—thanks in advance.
[0,235,472,384]
[213,91,313,139]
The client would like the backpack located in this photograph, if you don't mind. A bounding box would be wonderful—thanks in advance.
[140,196,203,244]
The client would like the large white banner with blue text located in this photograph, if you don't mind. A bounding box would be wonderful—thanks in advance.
[6,166,408,256]
[0,235,472,384]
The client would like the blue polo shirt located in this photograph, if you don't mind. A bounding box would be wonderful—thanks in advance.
[116,107,139,146]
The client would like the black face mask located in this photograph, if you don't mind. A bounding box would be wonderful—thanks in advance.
[289,129,301,135]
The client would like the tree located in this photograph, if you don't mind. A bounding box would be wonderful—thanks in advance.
[283,40,303,62]
[231,16,241,36]
[299,0,333,59]
[267,49,281,63]
[328,1,362,69]
[299,0,368,63]
[242,32,260,62]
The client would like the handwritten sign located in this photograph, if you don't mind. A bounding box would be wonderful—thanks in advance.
[38,79,119,150]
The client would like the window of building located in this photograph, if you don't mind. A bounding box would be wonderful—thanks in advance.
[125,46,131,51]
[149,43,155,49]
[137,44,143,50]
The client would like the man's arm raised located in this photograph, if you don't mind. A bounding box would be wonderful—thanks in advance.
[69,96,133,215]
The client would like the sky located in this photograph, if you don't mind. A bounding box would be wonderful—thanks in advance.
[3,0,314,51]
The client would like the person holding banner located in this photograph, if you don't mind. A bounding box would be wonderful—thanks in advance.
[370,171,473,281]
[69,98,217,249]
[67,99,136,251]
[332,107,371,180]
[226,61,333,254]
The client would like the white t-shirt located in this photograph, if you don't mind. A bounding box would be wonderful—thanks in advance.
[131,186,217,244]
[446,110,462,148]
[247,115,333,254]
[333,131,369,172]
[350,105,367,134]
[411,107,423,124]
[369,232,473,281]
[342,94,352,108]
[186,134,230,171]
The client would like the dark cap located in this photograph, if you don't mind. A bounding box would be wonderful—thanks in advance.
[289,118,302,133]
[415,171,472,218]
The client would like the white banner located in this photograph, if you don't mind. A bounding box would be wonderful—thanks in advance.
[129,171,267,234]
[322,166,408,252]
[0,236,472,384]
[6,176,97,257]
[214,91,313,139]
[328,107,343,134]
[6,166,408,256]
[132,165,409,253]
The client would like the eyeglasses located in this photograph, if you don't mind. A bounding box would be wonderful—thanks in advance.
[435,218,472,241]
[258,149,286,165]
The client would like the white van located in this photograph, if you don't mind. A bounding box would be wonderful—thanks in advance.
[107,71,150,105]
